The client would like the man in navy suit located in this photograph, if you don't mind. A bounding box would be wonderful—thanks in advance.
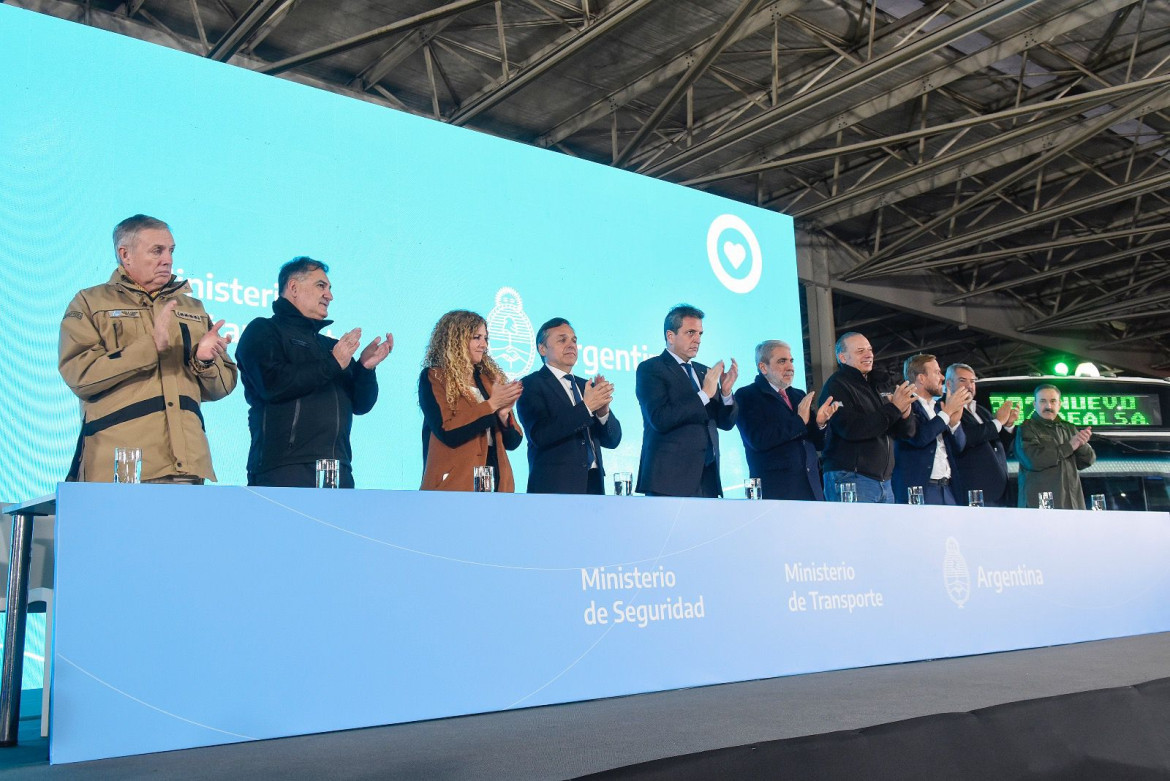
[734,340,838,500]
[892,353,971,505]
[635,304,738,498]
[516,318,622,495]
[944,363,1019,507]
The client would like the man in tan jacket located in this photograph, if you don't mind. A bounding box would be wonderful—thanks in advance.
[59,214,237,483]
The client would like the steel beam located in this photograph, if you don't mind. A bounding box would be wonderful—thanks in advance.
[934,236,1170,304]
[447,0,656,126]
[259,0,496,76]
[844,169,1170,280]
[536,0,806,149]
[669,0,1132,184]
[641,0,1055,177]
[613,0,767,167]
[880,223,1170,274]
[680,74,1170,188]
[207,0,286,61]
[867,83,1170,265]
[1022,289,1170,331]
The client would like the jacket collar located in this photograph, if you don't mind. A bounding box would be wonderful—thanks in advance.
[107,268,188,299]
[753,372,787,400]
[272,296,333,332]
[835,363,874,385]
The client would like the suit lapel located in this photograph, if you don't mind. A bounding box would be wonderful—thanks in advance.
[541,365,576,411]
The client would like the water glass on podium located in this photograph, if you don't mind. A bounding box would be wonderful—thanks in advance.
[745,478,762,500]
[1038,491,1054,510]
[473,465,496,493]
[1090,493,1107,511]
[613,472,632,496]
[316,458,340,489]
[907,486,924,505]
[838,482,857,503]
[114,447,142,484]
[968,489,984,507]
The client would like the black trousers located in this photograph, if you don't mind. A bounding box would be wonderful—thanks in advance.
[250,462,355,489]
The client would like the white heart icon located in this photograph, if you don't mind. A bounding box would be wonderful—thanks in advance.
[723,241,747,269]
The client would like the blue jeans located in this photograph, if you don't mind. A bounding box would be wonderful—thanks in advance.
[824,470,895,503]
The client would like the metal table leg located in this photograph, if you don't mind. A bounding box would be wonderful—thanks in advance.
[0,511,34,746]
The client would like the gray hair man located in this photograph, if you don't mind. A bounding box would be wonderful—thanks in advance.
[944,363,1018,507]
[58,214,237,483]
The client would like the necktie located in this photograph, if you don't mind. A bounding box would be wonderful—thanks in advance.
[683,361,702,391]
[780,388,793,410]
[567,375,598,469]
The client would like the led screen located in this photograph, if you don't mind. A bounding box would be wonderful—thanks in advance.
[989,393,1162,428]
[0,5,801,501]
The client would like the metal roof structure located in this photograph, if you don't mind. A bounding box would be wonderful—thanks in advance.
[14,0,1170,381]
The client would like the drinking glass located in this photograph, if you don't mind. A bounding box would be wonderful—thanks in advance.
[907,486,924,505]
[473,465,496,493]
[745,478,762,500]
[1038,491,1054,510]
[838,482,857,503]
[613,472,633,496]
[315,458,340,489]
[1090,494,1107,511]
[114,447,142,484]
[968,489,984,508]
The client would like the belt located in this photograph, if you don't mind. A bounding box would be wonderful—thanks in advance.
[929,477,951,486]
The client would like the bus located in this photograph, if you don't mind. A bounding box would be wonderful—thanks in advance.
[974,375,1170,512]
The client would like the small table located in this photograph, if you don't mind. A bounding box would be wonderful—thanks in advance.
[1,494,55,746]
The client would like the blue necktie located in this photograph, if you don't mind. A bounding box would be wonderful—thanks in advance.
[567,375,598,469]
[683,362,701,391]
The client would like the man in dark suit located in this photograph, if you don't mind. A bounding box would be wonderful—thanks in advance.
[945,363,1019,507]
[516,318,622,494]
[892,354,971,505]
[734,340,838,500]
[635,304,738,498]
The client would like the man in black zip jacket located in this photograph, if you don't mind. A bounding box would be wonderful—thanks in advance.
[818,332,917,503]
[235,257,392,488]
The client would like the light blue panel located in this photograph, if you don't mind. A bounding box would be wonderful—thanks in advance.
[51,483,1170,763]
[0,5,799,501]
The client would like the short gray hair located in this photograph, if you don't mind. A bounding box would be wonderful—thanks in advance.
[754,339,791,368]
[945,363,975,385]
[112,214,169,260]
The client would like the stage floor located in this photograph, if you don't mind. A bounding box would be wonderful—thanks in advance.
[5,632,1170,780]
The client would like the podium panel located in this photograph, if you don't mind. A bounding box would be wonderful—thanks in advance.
[50,484,1170,763]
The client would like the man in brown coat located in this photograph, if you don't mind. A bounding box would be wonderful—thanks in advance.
[59,215,237,483]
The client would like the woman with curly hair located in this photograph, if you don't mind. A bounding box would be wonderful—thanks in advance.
[418,310,524,491]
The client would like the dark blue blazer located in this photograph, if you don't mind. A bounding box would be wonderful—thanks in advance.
[516,365,622,495]
[635,350,737,497]
[951,402,1011,507]
[892,400,967,502]
[733,375,825,501]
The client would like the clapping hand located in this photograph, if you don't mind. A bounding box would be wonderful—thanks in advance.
[890,381,916,416]
[815,394,838,427]
[583,375,614,415]
[359,333,394,369]
[489,379,523,424]
[995,399,1019,427]
[332,328,362,369]
[195,319,232,363]
[720,358,738,397]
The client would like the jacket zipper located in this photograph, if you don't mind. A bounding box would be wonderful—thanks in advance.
[289,399,301,445]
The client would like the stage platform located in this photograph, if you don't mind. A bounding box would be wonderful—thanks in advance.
[3,631,1168,779]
